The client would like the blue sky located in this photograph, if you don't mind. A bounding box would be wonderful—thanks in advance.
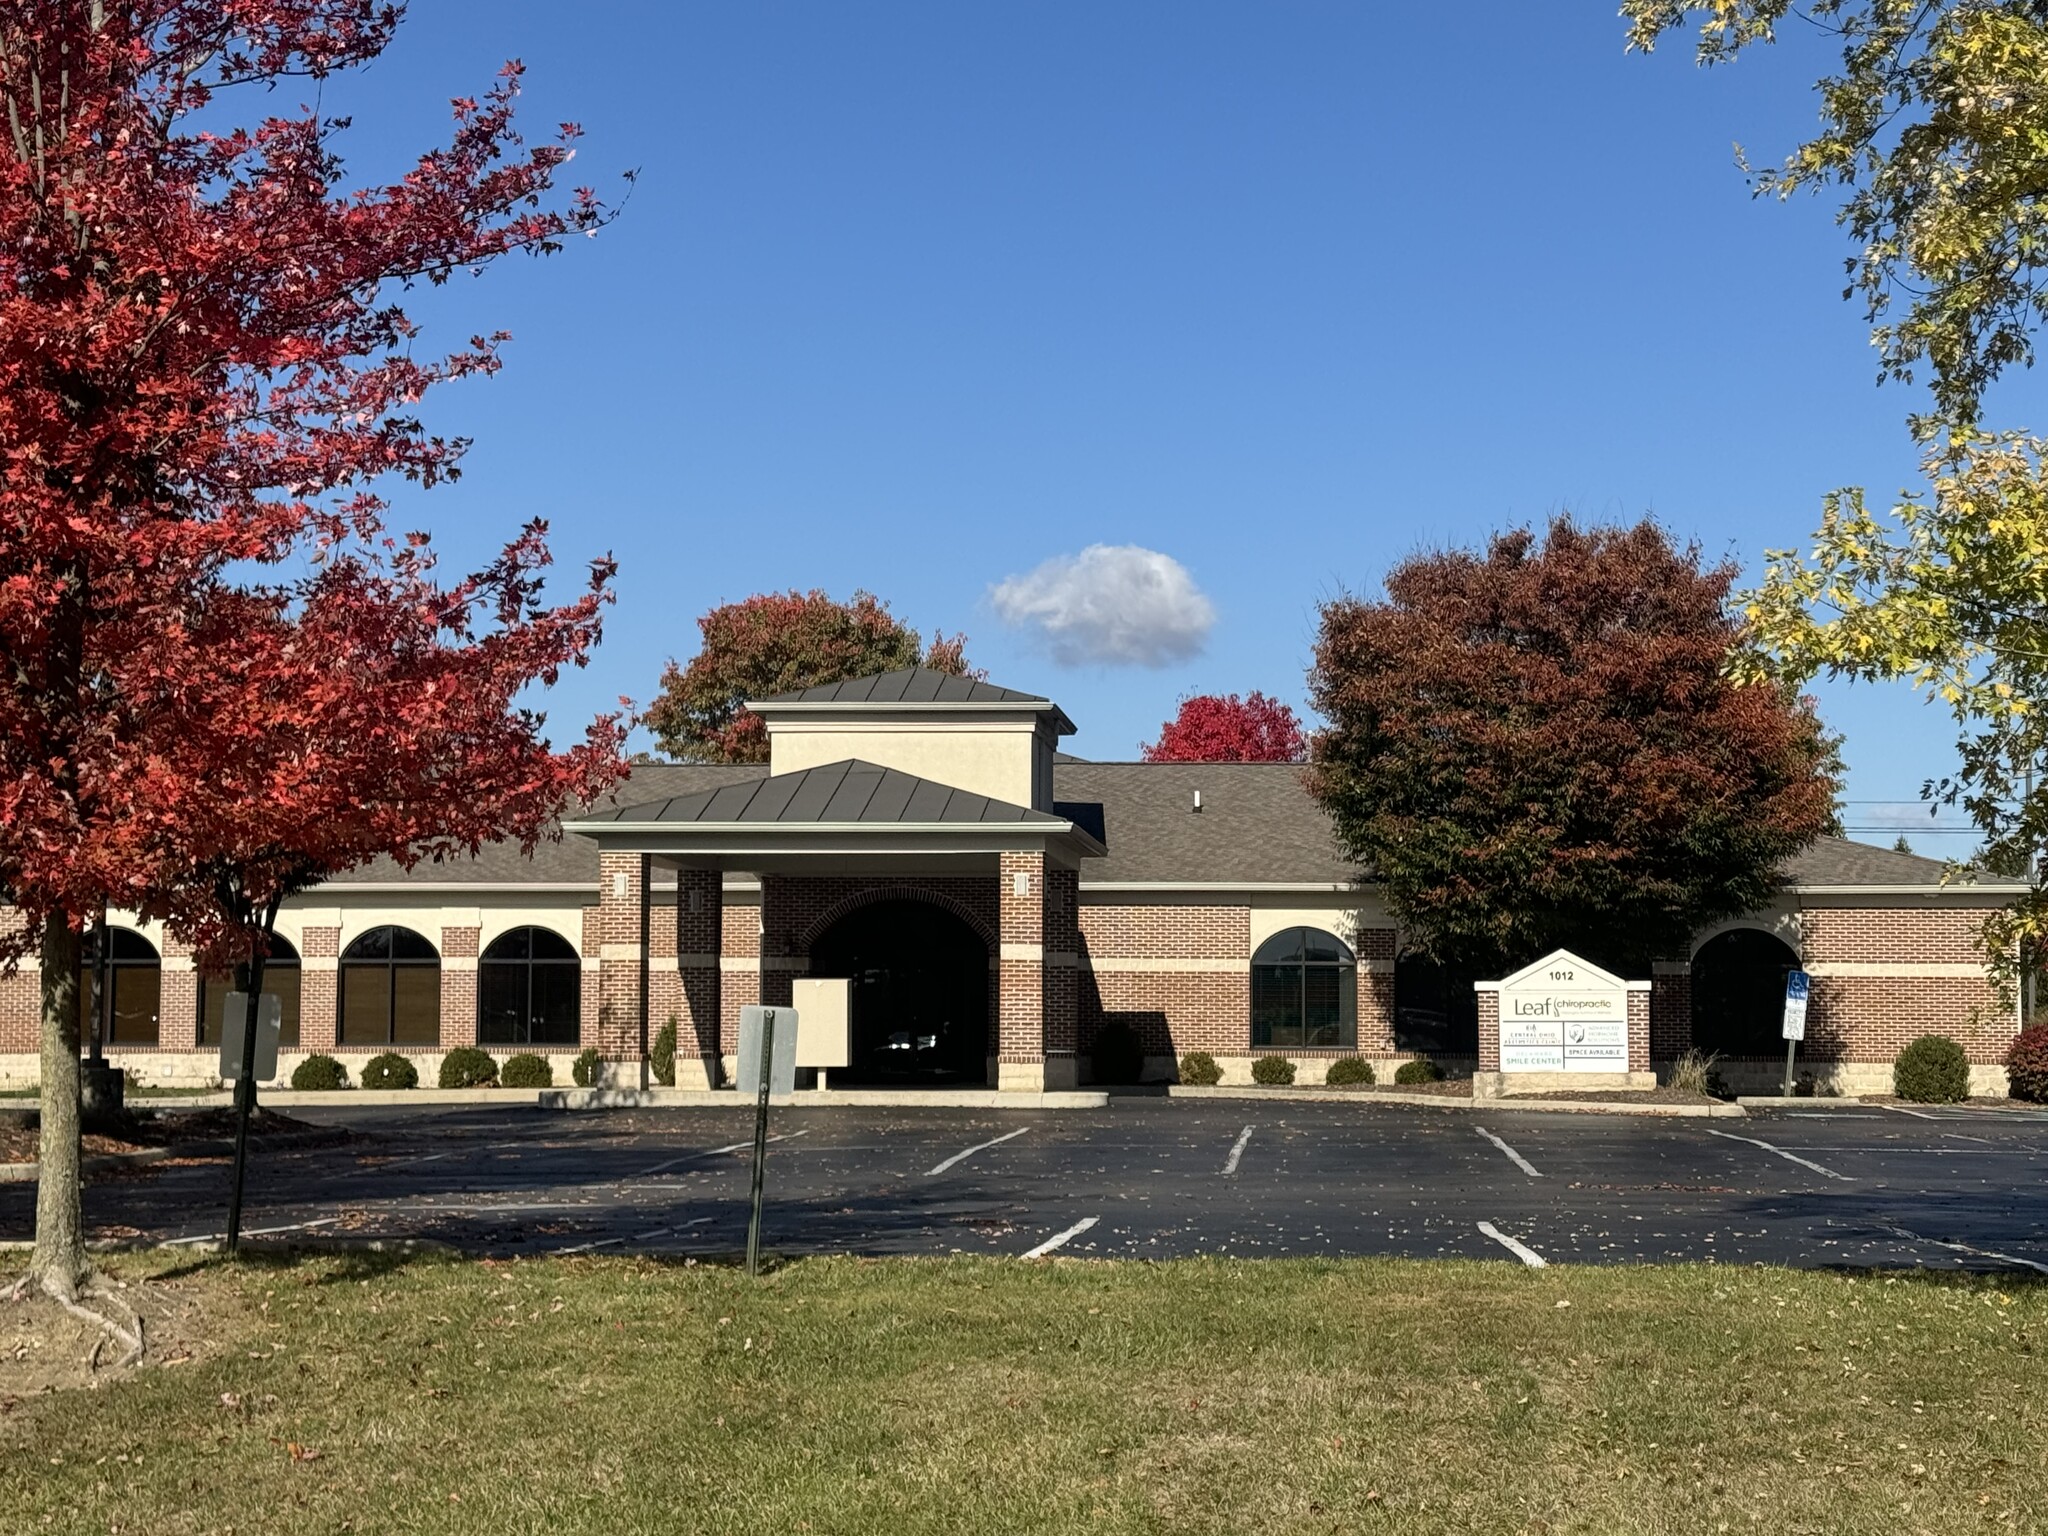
[313,2,1981,847]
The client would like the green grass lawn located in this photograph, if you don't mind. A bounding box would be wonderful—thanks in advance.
[1,1251,2040,1534]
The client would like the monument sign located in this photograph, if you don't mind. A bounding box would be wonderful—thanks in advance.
[1495,950,1629,1074]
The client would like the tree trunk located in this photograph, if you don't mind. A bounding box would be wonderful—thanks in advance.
[30,919,85,1301]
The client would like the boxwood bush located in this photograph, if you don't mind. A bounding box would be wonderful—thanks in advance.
[651,1016,679,1088]
[1250,1054,1295,1086]
[2005,1024,2048,1102]
[1090,1017,1145,1086]
[439,1046,498,1089]
[289,1054,348,1091]
[1394,1058,1445,1085]
[1324,1057,1374,1086]
[499,1053,553,1089]
[572,1046,603,1088]
[1894,1035,1970,1103]
[358,1052,418,1091]
[1178,1051,1223,1087]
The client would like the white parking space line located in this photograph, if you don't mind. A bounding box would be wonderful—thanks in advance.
[161,1217,338,1247]
[1222,1124,1254,1176]
[677,1129,812,1165]
[1879,1103,1943,1121]
[1891,1226,2048,1277]
[1707,1128,1851,1181]
[1022,1215,1098,1258]
[1476,1221,1547,1269]
[927,1126,1030,1177]
[1474,1126,1541,1178]
[1944,1132,1995,1145]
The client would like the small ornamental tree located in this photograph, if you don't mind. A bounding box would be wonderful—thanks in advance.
[1309,519,1840,978]
[1141,692,1306,763]
[0,3,621,1314]
[645,591,973,762]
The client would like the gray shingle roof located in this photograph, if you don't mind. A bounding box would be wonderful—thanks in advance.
[752,667,1049,707]
[578,759,1067,827]
[326,757,1995,894]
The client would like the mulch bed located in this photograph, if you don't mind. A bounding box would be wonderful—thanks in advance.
[0,1106,322,1164]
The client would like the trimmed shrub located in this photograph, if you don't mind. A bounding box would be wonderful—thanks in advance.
[1894,1035,1970,1103]
[289,1054,348,1092]
[1178,1051,1223,1087]
[572,1047,603,1088]
[651,1016,679,1087]
[359,1053,418,1091]
[499,1053,553,1089]
[2005,1024,2048,1102]
[1091,1018,1145,1086]
[1325,1057,1374,1087]
[439,1046,498,1089]
[1251,1054,1296,1086]
[1394,1058,1445,1085]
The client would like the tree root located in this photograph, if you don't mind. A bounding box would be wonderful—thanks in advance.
[5,1270,146,1369]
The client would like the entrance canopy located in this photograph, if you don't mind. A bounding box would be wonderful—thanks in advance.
[564,758,1106,871]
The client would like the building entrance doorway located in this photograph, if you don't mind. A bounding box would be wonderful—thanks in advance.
[808,899,990,1085]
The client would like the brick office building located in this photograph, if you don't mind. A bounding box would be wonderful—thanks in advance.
[0,668,2025,1095]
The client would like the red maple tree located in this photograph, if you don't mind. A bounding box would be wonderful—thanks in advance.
[0,3,622,1308]
[1142,693,1307,763]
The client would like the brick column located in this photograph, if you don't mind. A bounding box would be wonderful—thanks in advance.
[1627,983,1652,1074]
[1043,862,1080,1089]
[159,934,199,1053]
[439,923,480,1050]
[298,923,340,1052]
[757,876,809,1011]
[1650,963,1691,1061]
[1355,929,1398,1056]
[595,851,650,1086]
[721,898,760,1060]
[1475,987,1500,1073]
[676,868,723,1089]
[579,904,603,1049]
[997,851,1049,1091]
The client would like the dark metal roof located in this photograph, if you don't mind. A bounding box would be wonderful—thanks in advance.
[579,759,1069,827]
[752,667,1050,707]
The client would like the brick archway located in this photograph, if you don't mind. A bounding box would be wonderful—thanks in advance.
[796,885,998,956]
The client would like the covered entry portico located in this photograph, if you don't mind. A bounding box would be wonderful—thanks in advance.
[564,673,1105,1092]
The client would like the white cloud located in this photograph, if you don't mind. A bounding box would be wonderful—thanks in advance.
[989,544,1216,668]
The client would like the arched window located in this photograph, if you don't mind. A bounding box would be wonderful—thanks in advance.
[198,934,302,1050]
[1691,928,1800,1057]
[339,926,440,1046]
[83,927,160,1048]
[1393,950,1481,1056]
[1251,928,1356,1049]
[478,927,581,1046]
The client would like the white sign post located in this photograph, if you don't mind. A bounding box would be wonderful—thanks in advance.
[1495,952,1630,1074]
[1780,970,1811,1097]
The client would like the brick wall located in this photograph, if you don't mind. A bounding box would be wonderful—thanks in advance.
[1650,969,1691,1060]
[674,869,722,1070]
[996,852,1044,1069]
[0,910,35,1051]
[720,899,760,1053]
[1476,991,1500,1072]
[438,925,479,1049]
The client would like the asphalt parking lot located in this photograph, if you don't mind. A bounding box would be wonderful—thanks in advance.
[9,1098,2048,1274]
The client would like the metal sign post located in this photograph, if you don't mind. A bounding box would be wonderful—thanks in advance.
[737,1004,798,1277]
[1781,969,1811,1097]
[223,954,271,1257]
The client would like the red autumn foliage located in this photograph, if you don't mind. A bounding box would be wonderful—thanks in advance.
[646,590,975,762]
[1141,693,1307,763]
[1309,519,1840,974]
[0,2,621,956]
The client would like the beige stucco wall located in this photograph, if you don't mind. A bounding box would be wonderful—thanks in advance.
[766,718,1055,809]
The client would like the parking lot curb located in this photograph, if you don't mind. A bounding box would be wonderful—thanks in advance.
[539,1087,1113,1111]
[1165,1085,1747,1116]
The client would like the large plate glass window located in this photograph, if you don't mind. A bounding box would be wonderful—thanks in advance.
[83,927,161,1049]
[477,927,581,1046]
[339,926,441,1046]
[1250,927,1357,1050]
[198,934,302,1049]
